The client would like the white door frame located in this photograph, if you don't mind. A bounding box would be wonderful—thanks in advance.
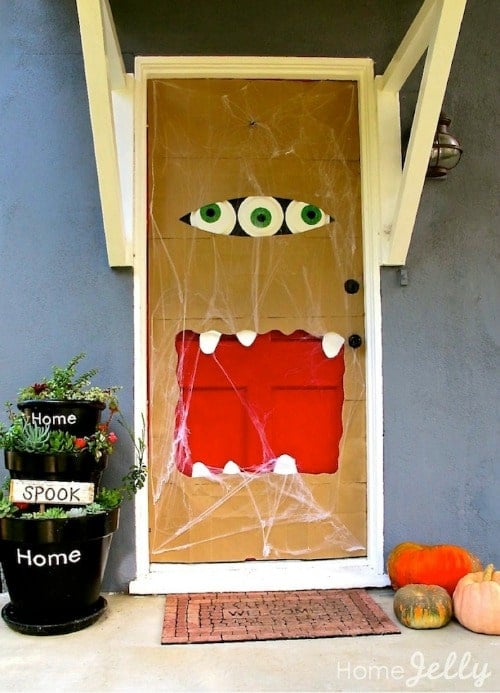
[129,56,387,593]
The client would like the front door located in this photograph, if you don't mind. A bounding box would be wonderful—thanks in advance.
[147,78,367,563]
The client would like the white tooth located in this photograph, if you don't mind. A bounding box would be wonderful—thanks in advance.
[223,461,242,474]
[236,330,257,347]
[199,330,221,354]
[322,332,345,358]
[192,461,215,478]
[273,454,298,475]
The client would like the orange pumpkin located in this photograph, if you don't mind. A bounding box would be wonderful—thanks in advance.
[393,584,452,629]
[387,542,482,596]
[453,564,500,635]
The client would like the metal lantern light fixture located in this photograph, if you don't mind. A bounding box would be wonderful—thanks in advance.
[427,113,463,178]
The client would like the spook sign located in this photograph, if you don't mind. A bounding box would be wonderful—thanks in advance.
[10,479,94,505]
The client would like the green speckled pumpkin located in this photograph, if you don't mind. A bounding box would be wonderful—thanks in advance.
[393,584,452,629]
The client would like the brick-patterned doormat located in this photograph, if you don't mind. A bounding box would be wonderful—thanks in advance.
[161,589,400,644]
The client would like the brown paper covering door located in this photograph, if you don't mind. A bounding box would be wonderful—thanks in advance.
[147,78,367,562]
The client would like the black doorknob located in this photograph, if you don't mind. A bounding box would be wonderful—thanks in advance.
[344,279,360,294]
[348,334,363,349]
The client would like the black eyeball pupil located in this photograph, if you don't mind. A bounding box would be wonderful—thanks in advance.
[257,213,266,223]
[206,208,216,218]
[306,210,316,220]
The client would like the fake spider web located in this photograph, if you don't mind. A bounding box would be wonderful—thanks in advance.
[147,78,367,562]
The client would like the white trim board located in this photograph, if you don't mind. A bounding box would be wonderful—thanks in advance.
[131,561,390,595]
[130,56,386,594]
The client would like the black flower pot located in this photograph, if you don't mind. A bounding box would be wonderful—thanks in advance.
[17,400,105,437]
[5,450,108,494]
[0,508,119,635]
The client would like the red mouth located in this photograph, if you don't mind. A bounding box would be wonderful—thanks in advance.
[174,329,345,476]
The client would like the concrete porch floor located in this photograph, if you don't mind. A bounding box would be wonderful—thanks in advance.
[0,589,498,692]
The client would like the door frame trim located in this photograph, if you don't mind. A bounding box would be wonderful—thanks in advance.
[130,56,387,593]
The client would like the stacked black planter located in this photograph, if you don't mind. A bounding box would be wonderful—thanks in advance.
[0,400,119,635]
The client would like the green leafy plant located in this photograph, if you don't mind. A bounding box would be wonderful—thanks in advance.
[119,414,147,500]
[0,481,19,517]
[76,423,118,460]
[0,495,17,518]
[7,420,51,453]
[0,413,147,519]
[93,416,148,509]
[17,353,120,408]
[0,358,147,520]
[31,507,68,520]
[78,503,106,515]
[48,429,79,453]
[0,409,119,461]
[94,487,123,510]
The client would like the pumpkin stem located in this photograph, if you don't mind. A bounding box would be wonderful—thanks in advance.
[483,564,495,581]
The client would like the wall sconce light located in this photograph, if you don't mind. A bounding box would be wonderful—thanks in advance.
[426,113,463,178]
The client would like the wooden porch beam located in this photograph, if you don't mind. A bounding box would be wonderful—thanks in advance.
[379,0,438,94]
[76,0,133,267]
[101,0,127,90]
[377,0,467,266]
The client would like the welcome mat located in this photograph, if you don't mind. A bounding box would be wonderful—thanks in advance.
[161,588,400,645]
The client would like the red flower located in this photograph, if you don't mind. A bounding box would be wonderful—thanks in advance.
[108,432,118,444]
[74,437,87,449]
[33,383,47,394]
[98,423,108,432]
[15,502,30,511]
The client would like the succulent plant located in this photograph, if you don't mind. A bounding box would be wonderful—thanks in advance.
[17,353,120,408]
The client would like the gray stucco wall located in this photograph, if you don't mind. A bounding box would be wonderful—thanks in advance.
[0,0,135,589]
[0,0,498,591]
[382,0,499,564]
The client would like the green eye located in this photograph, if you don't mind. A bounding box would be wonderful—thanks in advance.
[189,200,236,234]
[200,204,222,223]
[181,197,332,236]
[238,197,284,236]
[286,200,329,232]
[250,207,272,228]
[301,205,322,225]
